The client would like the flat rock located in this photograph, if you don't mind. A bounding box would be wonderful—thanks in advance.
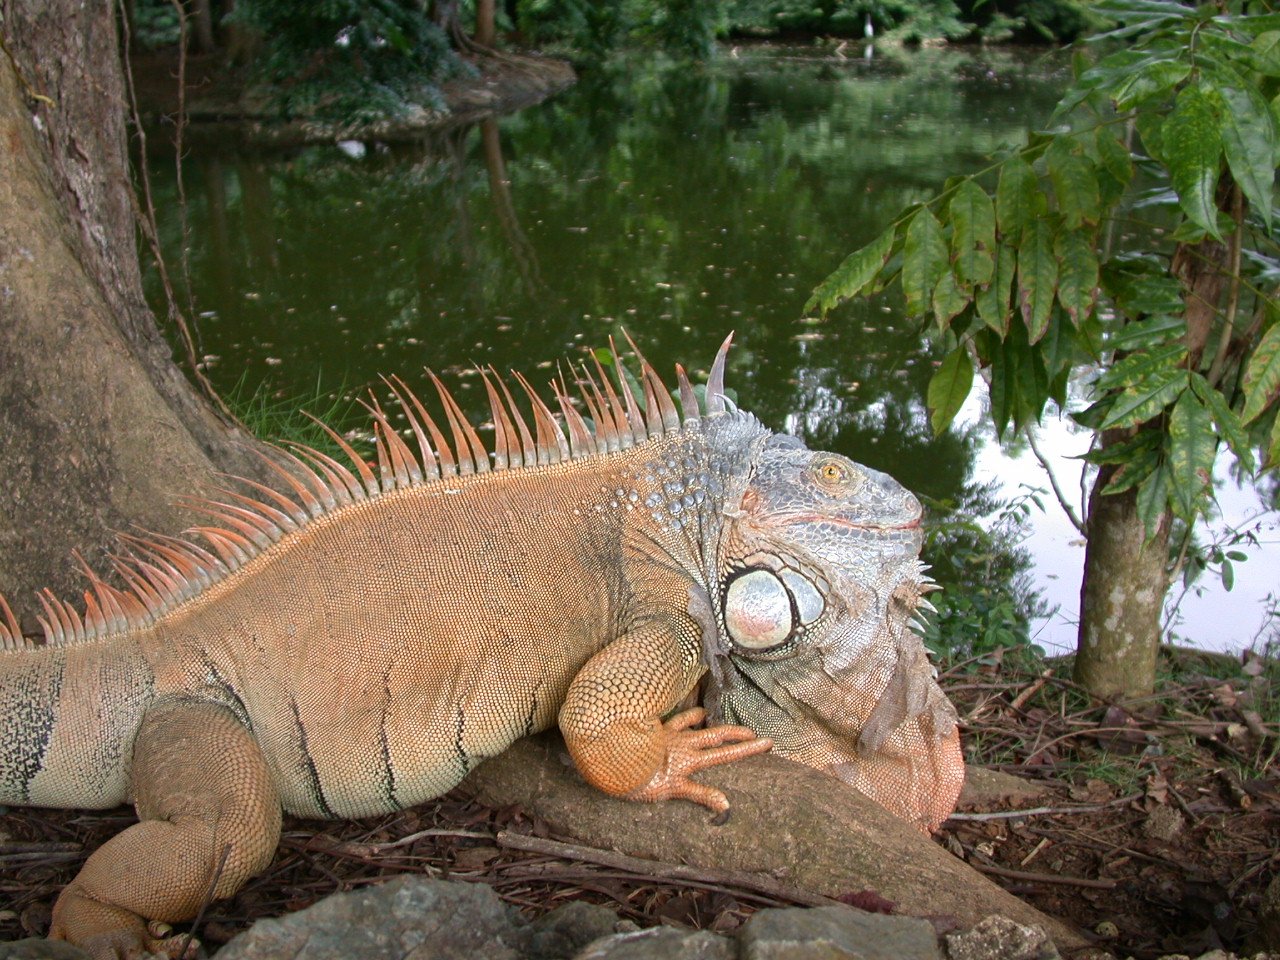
[740,905,940,959]
[0,940,89,960]
[957,767,1051,810]
[461,734,1087,950]
[577,927,735,960]
[215,874,524,960]
[945,915,1061,960]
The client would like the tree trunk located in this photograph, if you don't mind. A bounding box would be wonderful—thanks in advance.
[190,0,219,55]
[1073,430,1171,700]
[475,0,497,47]
[0,0,268,632]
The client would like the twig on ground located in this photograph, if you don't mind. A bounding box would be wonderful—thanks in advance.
[1010,669,1054,712]
[948,793,1142,822]
[496,831,838,908]
[970,860,1117,889]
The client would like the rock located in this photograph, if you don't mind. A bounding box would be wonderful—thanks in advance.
[462,734,1087,950]
[0,940,90,960]
[739,905,940,959]
[215,874,524,960]
[524,901,629,959]
[1141,805,1185,842]
[957,767,1050,810]
[944,915,1060,960]
[1256,870,1280,952]
[575,927,734,960]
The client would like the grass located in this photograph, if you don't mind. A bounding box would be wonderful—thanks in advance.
[223,373,365,461]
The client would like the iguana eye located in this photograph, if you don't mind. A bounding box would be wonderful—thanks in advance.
[815,459,847,484]
[724,569,794,650]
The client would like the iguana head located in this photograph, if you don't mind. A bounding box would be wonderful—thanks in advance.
[701,432,963,832]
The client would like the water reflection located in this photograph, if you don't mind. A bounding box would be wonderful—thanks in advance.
[144,46,1074,652]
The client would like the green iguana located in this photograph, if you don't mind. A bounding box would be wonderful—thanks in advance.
[0,337,963,959]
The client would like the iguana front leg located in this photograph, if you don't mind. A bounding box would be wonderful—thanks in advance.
[50,697,281,960]
[559,610,772,813]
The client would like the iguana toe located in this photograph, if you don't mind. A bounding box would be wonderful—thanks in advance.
[623,708,773,811]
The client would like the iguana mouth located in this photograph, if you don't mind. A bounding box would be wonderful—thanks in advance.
[775,514,922,532]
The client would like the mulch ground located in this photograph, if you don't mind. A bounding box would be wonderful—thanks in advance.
[2,647,1277,958]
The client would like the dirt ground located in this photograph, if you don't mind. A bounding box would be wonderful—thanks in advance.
[2,648,1276,958]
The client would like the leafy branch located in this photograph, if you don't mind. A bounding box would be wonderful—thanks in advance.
[808,0,1280,544]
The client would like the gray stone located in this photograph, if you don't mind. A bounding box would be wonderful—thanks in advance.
[523,901,627,959]
[574,926,734,960]
[739,905,940,960]
[215,874,523,960]
[0,940,90,960]
[1258,871,1280,952]
[944,915,1059,960]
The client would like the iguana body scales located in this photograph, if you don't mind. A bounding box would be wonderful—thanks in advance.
[0,339,963,959]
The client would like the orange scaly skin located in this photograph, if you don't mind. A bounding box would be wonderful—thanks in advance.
[0,339,962,958]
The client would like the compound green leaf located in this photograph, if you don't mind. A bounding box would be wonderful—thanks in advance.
[807,223,896,314]
[1018,219,1057,344]
[928,345,974,435]
[1247,30,1280,76]
[987,335,1016,438]
[1212,79,1277,231]
[1136,109,1165,162]
[950,180,996,286]
[1135,461,1171,542]
[1086,429,1161,465]
[932,269,970,330]
[1094,130,1135,209]
[1096,130,1135,186]
[1168,388,1217,520]
[1098,341,1186,391]
[1111,59,1191,112]
[996,157,1043,240]
[1100,440,1160,495]
[902,207,949,316]
[1100,368,1186,429]
[1106,314,1185,352]
[1054,228,1099,324]
[1047,140,1101,229]
[1241,322,1280,423]
[1189,373,1256,473]
[1269,411,1280,469]
[1163,85,1224,240]
[976,242,1017,335]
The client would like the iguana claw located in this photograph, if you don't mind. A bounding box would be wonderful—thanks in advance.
[623,707,772,812]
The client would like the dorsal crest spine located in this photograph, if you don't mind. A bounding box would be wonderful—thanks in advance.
[0,336,736,651]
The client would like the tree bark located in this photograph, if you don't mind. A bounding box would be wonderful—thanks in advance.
[475,0,497,47]
[0,0,268,632]
[1073,430,1171,700]
[190,0,219,55]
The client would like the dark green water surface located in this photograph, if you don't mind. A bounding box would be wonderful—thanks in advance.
[157,46,1233,654]
[147,45,1065,495]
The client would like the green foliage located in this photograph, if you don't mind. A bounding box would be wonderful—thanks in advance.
[920,483,1049,659]
[808,0,1280,548]
[722,0,1090,42]
[225,374,362,461]
[130,0,183,50]
[229,0,463,123]
[518,0,726,58]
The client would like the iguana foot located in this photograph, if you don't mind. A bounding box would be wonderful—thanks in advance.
[50,893,197,960]
[623,707,772,812]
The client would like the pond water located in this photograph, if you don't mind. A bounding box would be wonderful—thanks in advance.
[143,44,1277,656]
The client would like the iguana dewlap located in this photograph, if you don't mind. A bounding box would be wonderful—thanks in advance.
[0,338,962,959]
